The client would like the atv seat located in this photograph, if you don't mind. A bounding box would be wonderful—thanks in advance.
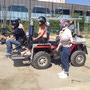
[49,41,58,46]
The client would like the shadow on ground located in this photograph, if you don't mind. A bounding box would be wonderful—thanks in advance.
[51,59,61,66]
[13,59,31,67]
[12,58,60,68]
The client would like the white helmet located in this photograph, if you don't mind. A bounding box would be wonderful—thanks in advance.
[60,19,70,27]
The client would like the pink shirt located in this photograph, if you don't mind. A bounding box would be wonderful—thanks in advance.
[59,27,73,47]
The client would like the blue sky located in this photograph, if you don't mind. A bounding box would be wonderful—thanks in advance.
[67,0,90,6]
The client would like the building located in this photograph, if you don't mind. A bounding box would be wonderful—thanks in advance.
[0,0,90,22]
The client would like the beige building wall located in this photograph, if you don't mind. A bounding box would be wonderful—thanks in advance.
[0,0,90,13]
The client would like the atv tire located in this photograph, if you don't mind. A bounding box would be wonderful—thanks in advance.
[32,51,51,69]
[71,51,86,66]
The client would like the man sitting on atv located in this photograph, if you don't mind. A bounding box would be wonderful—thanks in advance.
[5,19,27,56]
[33,16,49,43]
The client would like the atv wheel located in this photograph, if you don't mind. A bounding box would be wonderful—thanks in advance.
[32,51,51,69]
[71,51,86,66]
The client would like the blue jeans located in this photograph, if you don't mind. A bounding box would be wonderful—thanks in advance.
[60,47,70,72]
[6,39,21,54]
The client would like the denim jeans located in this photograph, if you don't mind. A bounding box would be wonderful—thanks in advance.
[60,47,70,72]
[6,39,21,54]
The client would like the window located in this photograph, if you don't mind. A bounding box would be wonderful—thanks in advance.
[55,9,70,15]
[8,5,28,12]
[74,10,83,16]
[63,9,70,15]
[0,6,4,11]
[86,11,90,16]
[55,9,63,14]
[32,7,50,14]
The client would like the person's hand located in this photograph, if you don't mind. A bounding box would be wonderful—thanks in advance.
[6,36,11,40]
[10,35,15,40]
[6,35,15,40]
[72,40,76,44]
[55,47,59,52]
[32,37,36,41]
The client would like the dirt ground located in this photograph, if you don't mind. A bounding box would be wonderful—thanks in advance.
[0,39,90,90]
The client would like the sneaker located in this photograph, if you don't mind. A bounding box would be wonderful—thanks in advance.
[58,71,68,79]
[57,71,64,76]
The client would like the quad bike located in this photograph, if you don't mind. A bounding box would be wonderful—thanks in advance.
[11,36,87,69]
[11,18,88,69]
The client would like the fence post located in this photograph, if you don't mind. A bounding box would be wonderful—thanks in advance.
[29,0,32,23]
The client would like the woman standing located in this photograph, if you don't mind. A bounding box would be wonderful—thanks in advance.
[56,19,74,79]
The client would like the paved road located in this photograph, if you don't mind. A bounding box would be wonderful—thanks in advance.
[0,40,90,90]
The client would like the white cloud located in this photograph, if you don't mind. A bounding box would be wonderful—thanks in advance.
[38,0,65,3]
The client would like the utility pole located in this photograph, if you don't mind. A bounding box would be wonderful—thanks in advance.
[29,0,32,23]
[0,4,1,23]
[3,0,7,28]
[61,3,63,18]
[51,0,54,17]
[71,4,74,17]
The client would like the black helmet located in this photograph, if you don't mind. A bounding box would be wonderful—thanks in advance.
[17,18,21,23]
[11,19,19,28]
[38,16,46,25]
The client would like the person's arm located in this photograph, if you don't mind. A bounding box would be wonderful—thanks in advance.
[55,30,62,51]
[33,29,45,40]
[56,41,62,52]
